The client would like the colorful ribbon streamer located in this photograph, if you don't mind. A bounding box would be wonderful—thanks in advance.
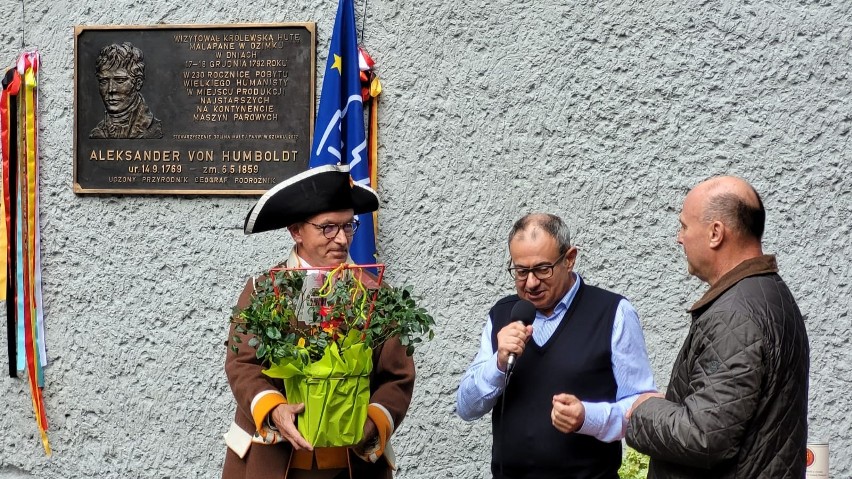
[2,51,49,455]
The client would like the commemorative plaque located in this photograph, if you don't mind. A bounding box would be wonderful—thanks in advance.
[73,24,315,194]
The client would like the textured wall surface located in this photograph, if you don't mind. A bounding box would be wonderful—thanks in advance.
[0,0,849,477]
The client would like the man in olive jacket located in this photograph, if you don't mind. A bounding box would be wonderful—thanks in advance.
[626,176,809,478]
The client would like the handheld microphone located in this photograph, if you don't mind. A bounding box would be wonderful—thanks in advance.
[505,299,536,375]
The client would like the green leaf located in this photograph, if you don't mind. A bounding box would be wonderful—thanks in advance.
[266,326,282,340]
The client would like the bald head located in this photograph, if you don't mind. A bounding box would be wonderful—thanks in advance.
[691,176,765,241]
[678,176,765,284]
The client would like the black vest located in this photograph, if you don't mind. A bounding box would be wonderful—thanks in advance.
[489,280,622,479]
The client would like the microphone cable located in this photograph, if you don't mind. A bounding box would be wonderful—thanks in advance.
[498,367,516,478]
[498,376,509,478]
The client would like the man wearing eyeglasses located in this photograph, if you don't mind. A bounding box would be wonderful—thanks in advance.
[223,165,414,479]
[457,213,656,479]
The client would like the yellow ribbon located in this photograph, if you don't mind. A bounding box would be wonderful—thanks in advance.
[22,54,50,456]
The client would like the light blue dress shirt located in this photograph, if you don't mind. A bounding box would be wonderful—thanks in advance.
[456,273,657,443]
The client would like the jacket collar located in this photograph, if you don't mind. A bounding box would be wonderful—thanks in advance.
[688,254,778,313]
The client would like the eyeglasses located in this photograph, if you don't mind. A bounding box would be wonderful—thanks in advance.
[304,220,360,239]
[507,251,567,282]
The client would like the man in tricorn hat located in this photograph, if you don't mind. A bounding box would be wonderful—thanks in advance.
[222,164,413,479]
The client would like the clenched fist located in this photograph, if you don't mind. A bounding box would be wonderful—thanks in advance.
[551,393,585,434]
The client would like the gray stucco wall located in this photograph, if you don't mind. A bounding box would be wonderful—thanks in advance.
[0,0,849,477]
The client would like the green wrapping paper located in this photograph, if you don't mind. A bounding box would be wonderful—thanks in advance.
[263,330,373,447]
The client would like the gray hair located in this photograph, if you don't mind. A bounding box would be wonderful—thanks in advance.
[508,213,572,255]
[702,191,766,240]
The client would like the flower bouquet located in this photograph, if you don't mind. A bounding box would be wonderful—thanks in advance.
[230,263,434,447]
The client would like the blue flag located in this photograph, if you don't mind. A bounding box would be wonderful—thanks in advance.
[309,0,376,266]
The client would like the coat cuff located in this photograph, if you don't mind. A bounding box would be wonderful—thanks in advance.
[250,390,287,431]
[362,403,397,469]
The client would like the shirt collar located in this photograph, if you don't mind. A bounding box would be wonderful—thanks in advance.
[537,272,582,321]
[286,247,354,270]
[296,255,312,268]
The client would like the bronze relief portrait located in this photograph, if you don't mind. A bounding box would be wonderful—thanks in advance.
[89,42,163,139]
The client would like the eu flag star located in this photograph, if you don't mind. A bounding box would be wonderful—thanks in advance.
[331,54,342,74]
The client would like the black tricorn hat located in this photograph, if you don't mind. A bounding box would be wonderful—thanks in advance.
[244,164,379,234]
